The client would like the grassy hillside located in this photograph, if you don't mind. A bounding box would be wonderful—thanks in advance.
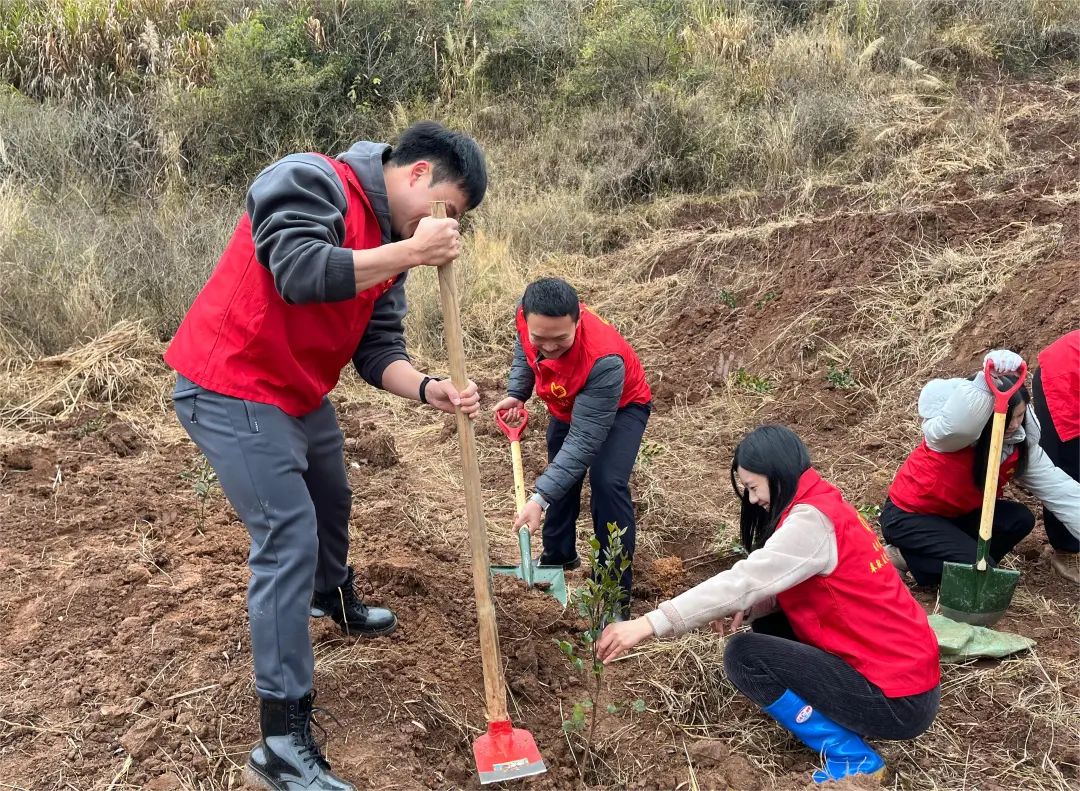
[1,0,1076,358]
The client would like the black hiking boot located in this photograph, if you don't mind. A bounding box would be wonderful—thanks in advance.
[310,566,397,637]
[245,692,355,791]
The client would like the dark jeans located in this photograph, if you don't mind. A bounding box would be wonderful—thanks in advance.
[880,497,1035,586]
[723,612,940,740]
[1033,368,1080,553]
[542,403,650,603]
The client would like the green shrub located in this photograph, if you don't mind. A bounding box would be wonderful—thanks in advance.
[562,0,685,104]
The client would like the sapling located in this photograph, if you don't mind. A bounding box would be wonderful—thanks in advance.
[181,454,218,532]
[556,521,639,773]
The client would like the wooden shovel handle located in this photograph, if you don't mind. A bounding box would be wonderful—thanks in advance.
[976,410,1007,570]
[510,440,527,514]
[976,359,1027,570]
[431,200,508,723]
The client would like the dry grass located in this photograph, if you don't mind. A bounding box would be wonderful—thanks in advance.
[847,221,1064,418]
[622,632,791,778]
[0,320,168,428]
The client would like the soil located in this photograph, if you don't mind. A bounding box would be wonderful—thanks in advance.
[0,79,1077,790]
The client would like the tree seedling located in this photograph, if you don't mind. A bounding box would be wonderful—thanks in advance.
[181,454,218,533]
[555,522,642,777]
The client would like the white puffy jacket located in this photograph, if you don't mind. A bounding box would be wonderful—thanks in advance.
[918,375,1080,540]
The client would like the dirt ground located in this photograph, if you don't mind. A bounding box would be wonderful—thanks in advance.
[1,79,1077,791]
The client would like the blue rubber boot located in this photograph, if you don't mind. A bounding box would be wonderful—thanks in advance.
[763,690,886,784]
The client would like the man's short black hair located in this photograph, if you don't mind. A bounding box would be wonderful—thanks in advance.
[388,121,487,210]
[522,277,580,321]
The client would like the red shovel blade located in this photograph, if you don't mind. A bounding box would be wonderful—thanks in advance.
[473,719,547,784]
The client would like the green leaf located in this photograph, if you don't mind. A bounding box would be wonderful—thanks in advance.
[606,703,619,714]
[557,640,575,657]
[632,698,646,713]
[573,657,585,672]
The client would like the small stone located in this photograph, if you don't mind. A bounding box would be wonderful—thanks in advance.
[120,720,162,760]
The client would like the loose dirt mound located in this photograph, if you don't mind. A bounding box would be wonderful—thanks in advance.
[1,81,1077,790]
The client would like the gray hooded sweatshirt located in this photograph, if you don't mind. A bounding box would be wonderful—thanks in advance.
[507,323,633,504]
[244,141,409,388]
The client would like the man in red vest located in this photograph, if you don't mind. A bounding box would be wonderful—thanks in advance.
[165,121,485,791]
[1032,330,1080,582]
[494,277,652,619]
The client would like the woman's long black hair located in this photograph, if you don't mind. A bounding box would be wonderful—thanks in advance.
[970,374,1030,490]
[730,425,812,552]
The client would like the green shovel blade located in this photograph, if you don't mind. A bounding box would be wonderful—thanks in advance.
[938,561,1020,627]
[491,527,568,606]
[490,562,568,607]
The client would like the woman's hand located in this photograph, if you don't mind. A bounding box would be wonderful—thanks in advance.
[983,349,1025,377]
[596,617,655,664]
[708,609,746,636]
[493,396,525,422]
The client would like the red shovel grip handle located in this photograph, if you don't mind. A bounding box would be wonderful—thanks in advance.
[495,406,529,441]
[983,359,1027,414]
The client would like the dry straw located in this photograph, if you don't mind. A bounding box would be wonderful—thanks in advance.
[0,319,167,428]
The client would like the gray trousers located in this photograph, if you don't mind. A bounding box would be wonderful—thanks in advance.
[172,375,351,700]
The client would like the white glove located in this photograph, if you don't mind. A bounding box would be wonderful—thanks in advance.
[983,349,1024,375]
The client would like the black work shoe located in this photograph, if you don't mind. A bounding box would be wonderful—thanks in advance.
[310,566,397,637]
[538,552,582,571]
[245,692,355,791]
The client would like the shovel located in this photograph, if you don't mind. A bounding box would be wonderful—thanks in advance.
[491,407,569,606]
[431,201,546,784]
[939,359,1027,627]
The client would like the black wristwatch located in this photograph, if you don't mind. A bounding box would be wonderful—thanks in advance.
[419,376,444,404]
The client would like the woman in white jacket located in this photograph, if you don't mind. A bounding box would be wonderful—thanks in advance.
[881,350,1080,586]
[596,425,941,785]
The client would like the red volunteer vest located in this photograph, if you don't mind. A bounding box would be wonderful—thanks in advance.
[164,156,395,417]
[776,469,940,698]
[516,304,651,422]
[1038,330,1080,442]
[888,441,1020,517]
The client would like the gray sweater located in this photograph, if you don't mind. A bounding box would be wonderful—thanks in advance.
[507,335,628,503]
[245,141,410,388]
